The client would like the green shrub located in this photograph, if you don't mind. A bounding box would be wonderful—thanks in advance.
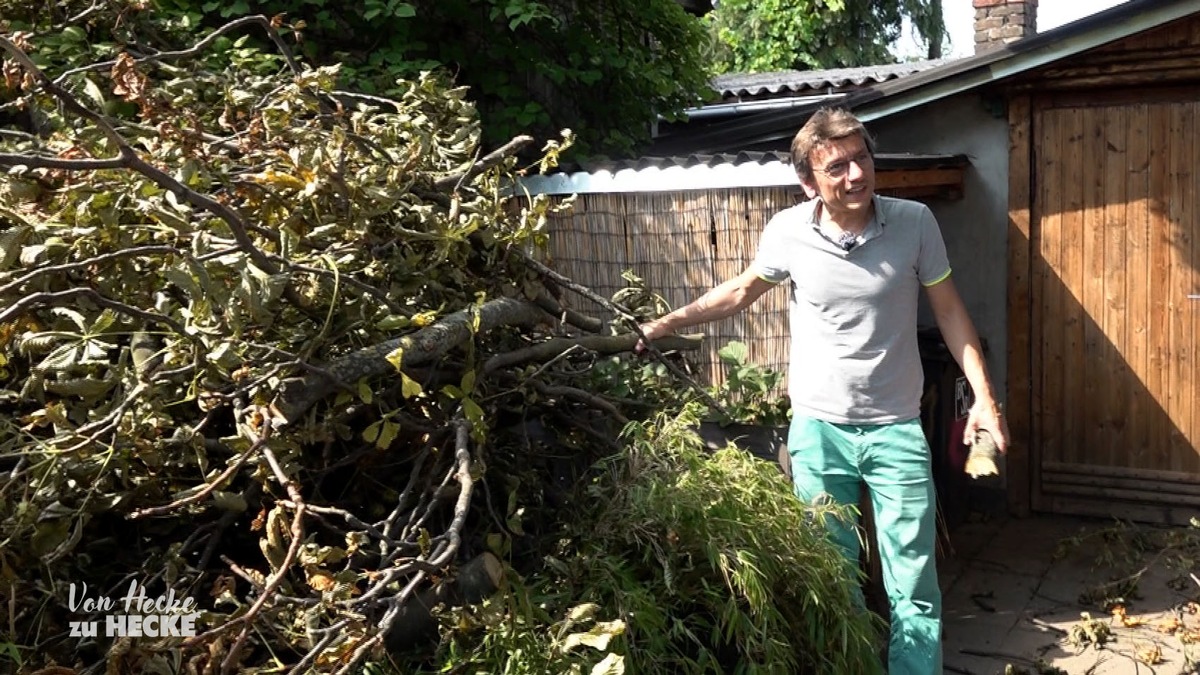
[408,406,883,674]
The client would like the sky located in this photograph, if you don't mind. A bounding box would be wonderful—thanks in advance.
[894,0,1131,60]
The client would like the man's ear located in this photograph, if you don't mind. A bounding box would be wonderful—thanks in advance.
[798,175,818,199]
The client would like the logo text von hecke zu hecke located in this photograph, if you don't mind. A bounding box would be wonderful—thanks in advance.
[68,579,200,637]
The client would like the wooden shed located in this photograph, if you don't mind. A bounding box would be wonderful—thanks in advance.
[526,0,1200,523]
[1004,12,1200,522]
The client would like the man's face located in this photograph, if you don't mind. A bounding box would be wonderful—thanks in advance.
[799,134,875,219]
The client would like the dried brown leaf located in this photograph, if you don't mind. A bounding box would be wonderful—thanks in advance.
[110,53,147,103]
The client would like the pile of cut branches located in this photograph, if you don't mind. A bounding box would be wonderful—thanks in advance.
[0,7,699,673]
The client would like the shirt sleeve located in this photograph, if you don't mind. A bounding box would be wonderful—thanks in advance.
[917,205,952,287]
[750,213,790,284]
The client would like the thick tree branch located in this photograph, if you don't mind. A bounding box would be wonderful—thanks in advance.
[273,296,550,422]
[483,333,701,373]
[533,291,604,333]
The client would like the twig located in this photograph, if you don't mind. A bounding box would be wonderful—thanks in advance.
[0,35,279,274]
[530,381,628,425]
[532,291,604,333]
[288,620,353,674]
[60,381,149,453]
[0,155,125,171]
[197,483,261,572]
[514,249,733,417]
[381,440,436,553]
[0,245,177,297]
[129,438,264,519]
[273,255,405,314]
[219,440,306,673]
[433,135,532,191]
[53,15,302,84]
[277,500,390,543]
[218,555,317,607]
[0,288,196,345]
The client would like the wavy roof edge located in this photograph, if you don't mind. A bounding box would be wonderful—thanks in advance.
[711,59,954,98]
[521,152,966,195]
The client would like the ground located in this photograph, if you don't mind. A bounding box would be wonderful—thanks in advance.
[940,491,1200,675]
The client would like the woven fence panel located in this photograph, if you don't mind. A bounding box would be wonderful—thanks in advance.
[544,193,630,317]
[542,187,802,390]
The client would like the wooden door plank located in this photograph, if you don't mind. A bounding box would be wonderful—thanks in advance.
[1007,94,1033,516]
[1039,107,1065,467]
[1103,106,1130,469]
[1167,103,1196,472]
[1185,102,1195,461]
[1126,103,1152,467]
[1191,103,1200,459]
[1060,108,1086,467]
[1081,107,1108,468]
[1148,104,1172,471]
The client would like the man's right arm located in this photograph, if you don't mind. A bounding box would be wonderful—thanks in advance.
[636,268,776,349]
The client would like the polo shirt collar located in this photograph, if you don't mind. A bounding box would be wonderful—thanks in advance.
[808,195,885,253]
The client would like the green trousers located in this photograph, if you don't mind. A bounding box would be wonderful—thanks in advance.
[787,416,942,675]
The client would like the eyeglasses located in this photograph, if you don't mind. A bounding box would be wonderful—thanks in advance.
[813,151,873,179]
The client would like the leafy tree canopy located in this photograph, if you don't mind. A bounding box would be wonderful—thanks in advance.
[706,0,946,75]
[160,0,713,157]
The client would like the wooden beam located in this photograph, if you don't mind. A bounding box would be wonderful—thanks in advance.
[873,167,964,190]
[1006,94,1033,517]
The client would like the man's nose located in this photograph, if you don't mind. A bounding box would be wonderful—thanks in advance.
[847,159,867,181]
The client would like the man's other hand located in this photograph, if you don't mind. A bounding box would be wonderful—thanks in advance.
[964,399,1010,453]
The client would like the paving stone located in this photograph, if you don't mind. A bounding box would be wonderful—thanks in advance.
[937,513,1200,674]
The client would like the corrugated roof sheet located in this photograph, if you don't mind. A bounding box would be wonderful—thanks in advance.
[712,59,953,98]
[574,151,790,173]
[522,152,966,195]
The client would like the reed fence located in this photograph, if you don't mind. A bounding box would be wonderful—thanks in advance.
[543,187,804,390]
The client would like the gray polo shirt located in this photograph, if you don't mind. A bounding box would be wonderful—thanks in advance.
[751,195,951,424]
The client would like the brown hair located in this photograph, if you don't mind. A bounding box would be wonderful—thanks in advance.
[790,107,876,182]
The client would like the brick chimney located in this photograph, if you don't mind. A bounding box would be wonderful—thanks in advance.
[973,0,1037,54]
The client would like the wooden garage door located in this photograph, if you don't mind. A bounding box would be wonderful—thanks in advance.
[1031,97,1200,521]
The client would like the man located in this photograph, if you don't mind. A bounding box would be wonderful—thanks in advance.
[636,107,1009,674]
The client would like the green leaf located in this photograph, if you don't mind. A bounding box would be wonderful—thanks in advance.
[362,420,382,444]
[717,340,749,365]
[560,620,626,652]
[386,346,405,371]
[462,397,484,427]
[400,372,422,398]
[357,380,374,404]
[376,315,412,331]
[376,419,400,449]
[591,653,625,675]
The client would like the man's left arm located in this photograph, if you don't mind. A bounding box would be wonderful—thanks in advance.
[925,277,1010,452]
